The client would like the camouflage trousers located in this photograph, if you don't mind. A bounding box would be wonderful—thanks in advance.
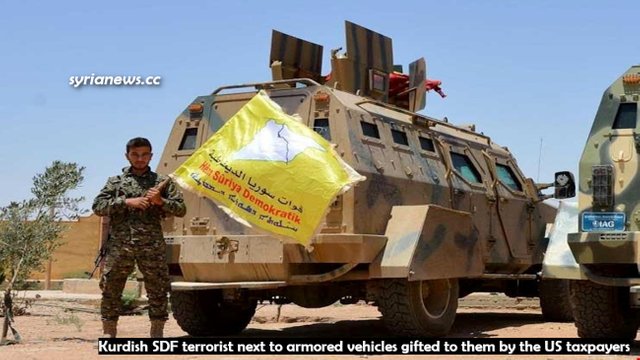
[99,237,169,321]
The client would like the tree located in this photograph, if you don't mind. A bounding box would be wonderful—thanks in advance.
[0,161,85,345]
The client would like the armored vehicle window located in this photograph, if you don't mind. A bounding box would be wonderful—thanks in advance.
[391,129,409,146]
[361,121,380,139]
[419,136,435,152]
[612,103,637,129]
[496,164,523,192]
[178,128,198,150]
[450,152,482,184]
[313,118,331,141]
[370,70,388,93]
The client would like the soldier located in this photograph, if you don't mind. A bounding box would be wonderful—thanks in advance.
[92,137,186,338]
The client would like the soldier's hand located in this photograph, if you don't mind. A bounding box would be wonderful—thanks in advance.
[125,197,151,210]
[145,188,163,206]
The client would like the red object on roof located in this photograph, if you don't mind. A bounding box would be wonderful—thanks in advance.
[425,79,446,98]
[389,72,446,98]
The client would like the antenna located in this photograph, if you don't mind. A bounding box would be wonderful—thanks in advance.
[536,137,543,182]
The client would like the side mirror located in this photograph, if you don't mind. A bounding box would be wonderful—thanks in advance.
[554,171,576,199]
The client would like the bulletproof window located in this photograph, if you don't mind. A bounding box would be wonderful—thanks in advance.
[419,136,435,152]
[369,69,388,93]
[450,152,482,184]
[361,121,380,138]
[612,103,637,129]
[178,128,198,150]
[391,129,409,146]
[313,118,331,141]
[496,164,523,192]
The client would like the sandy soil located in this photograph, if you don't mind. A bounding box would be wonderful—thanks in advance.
[0,294,636,360]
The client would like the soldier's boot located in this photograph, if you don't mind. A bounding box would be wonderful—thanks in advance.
[150,320,165,338]
[102,320,118,338]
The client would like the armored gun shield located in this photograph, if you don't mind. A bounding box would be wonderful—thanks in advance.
[408,57,427,112]
[270,30,323,83]
[328,21,394,101]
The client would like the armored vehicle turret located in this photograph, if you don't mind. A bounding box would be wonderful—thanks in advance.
[158,21,574,337]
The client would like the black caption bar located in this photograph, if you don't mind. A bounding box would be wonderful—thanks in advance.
[97,338,631,356]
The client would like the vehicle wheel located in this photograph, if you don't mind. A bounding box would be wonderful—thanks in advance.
[539,279,573,322]
[377,278,458,337]
[569,280,640,339]
[170,290,256,336]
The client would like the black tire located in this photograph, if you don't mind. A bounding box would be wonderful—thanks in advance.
[569,280,639,339]
[170,290,256,336]
[539,279,573,322]
[377,278,458,337]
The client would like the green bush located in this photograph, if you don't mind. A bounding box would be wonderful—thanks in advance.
[120,289,139,313]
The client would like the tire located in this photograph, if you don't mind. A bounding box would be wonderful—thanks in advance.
[170,290,256,336]
[539,279,573,322]
[377,278,458,337]
[569,280,639,339]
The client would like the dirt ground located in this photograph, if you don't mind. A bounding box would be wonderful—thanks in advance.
[0,294,637,360]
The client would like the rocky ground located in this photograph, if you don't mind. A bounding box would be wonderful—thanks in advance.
[0,293,637,360]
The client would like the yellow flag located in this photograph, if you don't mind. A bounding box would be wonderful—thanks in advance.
[171,90,365,246]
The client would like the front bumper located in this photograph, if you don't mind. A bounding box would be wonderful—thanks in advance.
[568,231,640,264]
[568,231,640,286]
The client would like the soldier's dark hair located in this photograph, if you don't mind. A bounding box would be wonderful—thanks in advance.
[126,137,152,152]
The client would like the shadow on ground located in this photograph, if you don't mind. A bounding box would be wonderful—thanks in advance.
[185,312,557,339]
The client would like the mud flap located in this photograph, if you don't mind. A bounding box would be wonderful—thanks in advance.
[542,201,587,280]
[371,205,483,280]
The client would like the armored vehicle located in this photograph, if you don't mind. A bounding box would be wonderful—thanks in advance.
[566,66,640,339]
[157,21,574,337]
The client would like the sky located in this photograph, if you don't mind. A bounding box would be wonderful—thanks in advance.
[0,1,638,211]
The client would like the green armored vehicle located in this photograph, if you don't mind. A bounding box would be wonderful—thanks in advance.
[566,66,640,339]
[157,21,574,337]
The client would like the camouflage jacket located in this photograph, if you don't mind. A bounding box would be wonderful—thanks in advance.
[92,167,186,242]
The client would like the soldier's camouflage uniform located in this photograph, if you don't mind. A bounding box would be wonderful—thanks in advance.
[92,166,186,322]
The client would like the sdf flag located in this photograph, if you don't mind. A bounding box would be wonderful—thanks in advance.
[171,90,365,246]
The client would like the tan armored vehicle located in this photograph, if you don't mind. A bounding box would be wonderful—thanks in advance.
[561,66,640,339]
[157,22,574,337]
